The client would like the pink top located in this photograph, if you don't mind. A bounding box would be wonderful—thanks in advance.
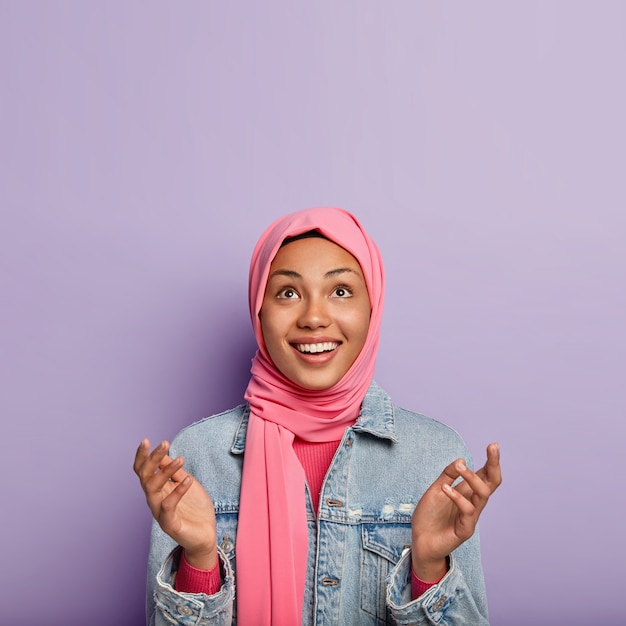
[292,438,339,513]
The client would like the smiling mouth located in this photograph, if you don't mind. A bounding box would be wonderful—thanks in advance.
[292,341,340,354]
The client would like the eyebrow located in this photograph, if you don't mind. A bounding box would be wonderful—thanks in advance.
[268,268,360,280]
[325,268,359,279]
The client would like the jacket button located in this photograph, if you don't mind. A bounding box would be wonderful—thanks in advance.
[321,577,339,586]
[177,605,194,616]
[220,536,234,553]
[432,596,447,611]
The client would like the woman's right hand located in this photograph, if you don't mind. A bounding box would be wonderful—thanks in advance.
[134,439,218,570]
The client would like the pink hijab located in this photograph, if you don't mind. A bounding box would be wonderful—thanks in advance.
[236,208,385,625]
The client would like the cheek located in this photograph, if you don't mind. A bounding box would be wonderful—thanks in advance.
[357,314,371,347]
[344,305,371,354]
[354,300,372,337]
[259,306,283,352]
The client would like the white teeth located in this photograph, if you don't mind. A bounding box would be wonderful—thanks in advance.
[295,342,339,353]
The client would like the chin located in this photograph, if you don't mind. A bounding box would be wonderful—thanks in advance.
[299,381,337,391]
[288,371,344,391]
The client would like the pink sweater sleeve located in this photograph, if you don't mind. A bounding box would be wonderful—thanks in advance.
[175,550,222,595]
[411,564,446,599]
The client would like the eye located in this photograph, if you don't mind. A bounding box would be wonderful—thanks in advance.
[277,287,300,299]
[332,286,353,298]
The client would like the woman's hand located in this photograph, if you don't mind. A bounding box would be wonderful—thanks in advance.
[134,439,218,570]
[411,443,502,581]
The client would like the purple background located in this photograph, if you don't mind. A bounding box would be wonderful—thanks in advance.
[1,2,624,625]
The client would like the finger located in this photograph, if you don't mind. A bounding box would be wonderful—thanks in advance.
[136,441,171,484]
[442,482,475,516]
[436,454,497,505]
[144,455,185,494]
[439,457,482,495]
[159,456,190,484]
[475,443,502,491]
[485,442,502,488]
[160,475,194,519]
[133,438,151,475]
[454,454,503,519]
[457,460,492,499]
[439,461,490,520]
[442,484,480,541]
[439,457,467,486]
[162,457,191,483]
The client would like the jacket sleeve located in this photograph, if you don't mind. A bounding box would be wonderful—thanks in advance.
[386,531,489,625]
[147,521,235,626]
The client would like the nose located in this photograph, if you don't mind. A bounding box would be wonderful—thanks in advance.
[297,296,331,329]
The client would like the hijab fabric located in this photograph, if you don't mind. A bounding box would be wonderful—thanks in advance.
[237,208,385,625]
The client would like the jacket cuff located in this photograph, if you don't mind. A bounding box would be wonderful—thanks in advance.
[154,546,234,625]
[387,548,459,625]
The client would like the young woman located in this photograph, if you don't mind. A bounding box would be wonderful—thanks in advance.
[134,207,501,625]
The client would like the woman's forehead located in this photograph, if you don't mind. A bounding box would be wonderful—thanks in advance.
[269,236,363,274]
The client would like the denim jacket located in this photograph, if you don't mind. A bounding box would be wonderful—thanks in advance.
[147,382,489,625]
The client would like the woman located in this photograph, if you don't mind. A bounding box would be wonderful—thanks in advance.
[134,207,501,625]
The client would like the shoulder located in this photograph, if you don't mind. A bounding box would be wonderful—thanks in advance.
[363,382,471,462]
[170,404,247,455]
[394,404,465,442]
[367,381,467,450]
[169,404,248,491]
[393,404,473,466]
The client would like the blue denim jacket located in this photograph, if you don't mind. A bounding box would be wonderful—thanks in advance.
[147,383,489,625]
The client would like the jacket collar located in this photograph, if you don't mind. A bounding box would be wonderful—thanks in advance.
[230,381,397,455]
[351,381,398,442]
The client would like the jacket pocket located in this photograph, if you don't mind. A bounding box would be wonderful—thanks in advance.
[360,523,411,623]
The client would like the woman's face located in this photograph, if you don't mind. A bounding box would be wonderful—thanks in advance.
[260,236,371,390]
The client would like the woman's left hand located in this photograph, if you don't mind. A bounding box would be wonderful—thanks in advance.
[411,443,502,582]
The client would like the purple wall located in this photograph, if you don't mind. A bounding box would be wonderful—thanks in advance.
[2,2,624,624]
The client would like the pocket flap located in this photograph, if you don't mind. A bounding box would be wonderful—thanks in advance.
[361,523,411,563]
